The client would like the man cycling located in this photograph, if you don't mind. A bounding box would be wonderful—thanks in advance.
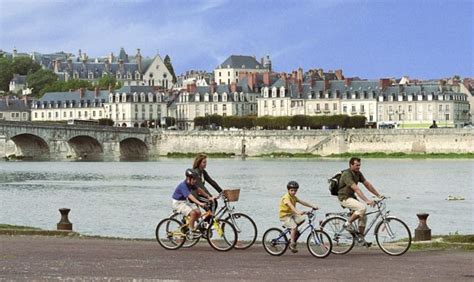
[172,169,215,233]
[338,157,383,245]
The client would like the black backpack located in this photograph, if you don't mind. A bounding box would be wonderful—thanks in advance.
[328,170,345,196]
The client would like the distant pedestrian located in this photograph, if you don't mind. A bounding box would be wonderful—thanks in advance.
[429,120,438,128]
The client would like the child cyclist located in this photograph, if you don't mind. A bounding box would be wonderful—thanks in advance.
[279,181,319,253]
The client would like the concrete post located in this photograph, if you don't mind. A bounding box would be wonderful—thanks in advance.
[57,208,73,231]
[414,213,431,241]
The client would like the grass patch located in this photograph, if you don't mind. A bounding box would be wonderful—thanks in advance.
[411,234,474,251]
[257,152,321,158]
[166,152,236,158]
[0,224,41,230]
[326,152,474,159]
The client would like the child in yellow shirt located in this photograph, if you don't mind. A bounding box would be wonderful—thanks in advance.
[279,181,319,253]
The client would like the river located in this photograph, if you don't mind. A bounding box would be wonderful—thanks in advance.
[0,158,472,239]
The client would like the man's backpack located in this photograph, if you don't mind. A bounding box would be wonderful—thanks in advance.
[328,170,344,196]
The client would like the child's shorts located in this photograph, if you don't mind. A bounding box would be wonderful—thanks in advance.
[280,214,305,229]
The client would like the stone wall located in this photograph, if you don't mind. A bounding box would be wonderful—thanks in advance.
[150,129,474,156]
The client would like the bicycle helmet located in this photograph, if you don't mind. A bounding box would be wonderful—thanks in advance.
[185,168,199,179]
[287,181,299,189]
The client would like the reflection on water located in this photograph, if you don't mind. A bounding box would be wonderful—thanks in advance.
[0,159,472,239]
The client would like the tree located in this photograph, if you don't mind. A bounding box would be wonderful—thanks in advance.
[12,57,41,75]
[0,57,13,92]
[164,55,177,84]
[27,69,58,97]
[98,74,120,90]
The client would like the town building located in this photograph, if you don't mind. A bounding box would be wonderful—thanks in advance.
[174,70,213,90]
[9,74,28,94]
[214,55,271,85]
[0,96,30,121]
[106,85,168,127]
[175,80,258,129]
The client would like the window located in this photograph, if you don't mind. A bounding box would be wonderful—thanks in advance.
[70,111,73,117]
[264,101,268,108]
[343,105,347,113]
[324,103,329,111]
[333,103,337,111]
[223,104,227,111]
[48,112,52,118]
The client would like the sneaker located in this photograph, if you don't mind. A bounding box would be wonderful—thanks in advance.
[343,222,356,233]
[357,237,372,248]
[187,229,201,239]
[289,242,298,253]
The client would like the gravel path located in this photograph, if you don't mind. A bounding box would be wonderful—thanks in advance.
[1,235,473,281]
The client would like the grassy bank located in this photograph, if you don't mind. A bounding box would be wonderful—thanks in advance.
[254,152,474,159]
[166,152,236,158]
[411,235,474,251]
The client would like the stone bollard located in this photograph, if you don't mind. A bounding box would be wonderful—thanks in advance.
[57,208,73,231]
[414,213,431,241]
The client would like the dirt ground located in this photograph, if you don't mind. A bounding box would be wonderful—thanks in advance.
[1,235,473,281]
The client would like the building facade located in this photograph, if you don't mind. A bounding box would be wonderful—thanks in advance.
[214,55,271,85]
[0,97,30,121]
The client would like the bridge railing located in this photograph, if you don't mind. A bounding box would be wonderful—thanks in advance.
[0,120,150,134]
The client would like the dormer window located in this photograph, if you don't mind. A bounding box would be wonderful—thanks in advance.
[122,93,127,103]
[213,94,218,102]
[204,93,209,102]
[148,93,153,102]
[140,93,146,102]
[135,72,141,80]
[280,87,285,97]
[195,94,200,102]
[222,93,227,102]
[88,72,94,79]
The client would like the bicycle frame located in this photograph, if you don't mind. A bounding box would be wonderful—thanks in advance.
[274,211,321,244]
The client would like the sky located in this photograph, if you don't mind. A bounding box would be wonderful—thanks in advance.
[0,0,472,80]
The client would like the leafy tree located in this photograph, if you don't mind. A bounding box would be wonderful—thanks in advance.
[98,74,120,90]
[12,57,41,75]
[27,69,58,97]
[98,118,114,126]
[0,57,13,92]
[164,55,177,84]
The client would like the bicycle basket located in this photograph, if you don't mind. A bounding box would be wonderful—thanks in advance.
[223,189,240,202]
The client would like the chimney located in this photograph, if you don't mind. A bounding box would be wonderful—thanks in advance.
[95,87,100,97]
[210,82,216,94]
[324,78,330,91]
[344,78,353,87]
[379,78,391,89]
[108,84,113,93]
[310,74,316,88]
[335,69,343,80]
[109,52,114,63]
[79,88,85,99]
[119,59,124,72]
[136,48,142,73]
[263,72,270,86]
[318,69,324,78]
[230,81,237,93]
[297,68,303,81]
[22,95,28,106]
[78,49,82,60]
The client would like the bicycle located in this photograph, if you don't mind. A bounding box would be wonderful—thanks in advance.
[320,197,412,256]
[169,189,258,249]
[262,209,333,258]
[155,202,238,252]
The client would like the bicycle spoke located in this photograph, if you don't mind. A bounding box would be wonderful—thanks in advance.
[376,217,412,256]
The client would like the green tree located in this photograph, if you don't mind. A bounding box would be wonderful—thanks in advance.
[12,57,41,75]
[27,69,58,97]
[98,74,120,90]
[0,57,13,92]
[164,55,177,84]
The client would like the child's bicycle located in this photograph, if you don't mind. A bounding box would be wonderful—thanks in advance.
[320,197,411,256]
[169,189,258,250]
[262,209,333,258]
[155,203,238,252]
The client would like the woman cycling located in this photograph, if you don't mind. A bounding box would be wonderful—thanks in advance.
[192,153,223,212]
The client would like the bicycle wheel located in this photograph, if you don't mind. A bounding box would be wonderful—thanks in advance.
[306,230,333,258]
[169,212,200,248]
[155,218,185,250]
[320,216,355,254]
[375,217,412,256]
[207,219,237,251]
[262,228,288,256]
[225,213,257,250]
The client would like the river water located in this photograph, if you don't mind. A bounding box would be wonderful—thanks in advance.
[0,159,472,239]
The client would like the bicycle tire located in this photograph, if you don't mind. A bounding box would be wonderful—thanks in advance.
[375,217,412,256]
[169,212,200,248]
[225,212,257,250]
[207,219,237,252]
[262,228,288,256]
[155,218,185,250]
[320,216,355,254]
[306,229,333,258]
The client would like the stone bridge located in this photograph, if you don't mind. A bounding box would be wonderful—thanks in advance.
[0,121,151,161]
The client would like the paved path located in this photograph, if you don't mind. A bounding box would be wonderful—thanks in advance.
[1,235,473,281]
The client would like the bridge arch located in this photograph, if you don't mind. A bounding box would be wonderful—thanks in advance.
[120,137,149,160]
[8,133,50,160]
[68,135,103,160]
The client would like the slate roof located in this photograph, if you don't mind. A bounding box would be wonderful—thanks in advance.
[0,99,30,112]
[218,55,264,69]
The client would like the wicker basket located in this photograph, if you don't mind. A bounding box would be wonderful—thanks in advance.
[223,189,240,202]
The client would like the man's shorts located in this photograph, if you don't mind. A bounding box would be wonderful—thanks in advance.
[280,214,305,229]
[172,200,194,216]
[340,197,367,226]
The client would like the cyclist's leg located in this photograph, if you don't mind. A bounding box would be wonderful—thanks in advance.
[281,216,300,252]
[173,200,199,229]
[341,198,366,230]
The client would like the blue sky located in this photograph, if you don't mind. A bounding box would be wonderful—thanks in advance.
[0,0,472,79]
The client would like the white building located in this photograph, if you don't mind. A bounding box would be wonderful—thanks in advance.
[214,55,270,85]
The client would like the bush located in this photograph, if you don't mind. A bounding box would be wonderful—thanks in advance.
[98,118,114,126]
